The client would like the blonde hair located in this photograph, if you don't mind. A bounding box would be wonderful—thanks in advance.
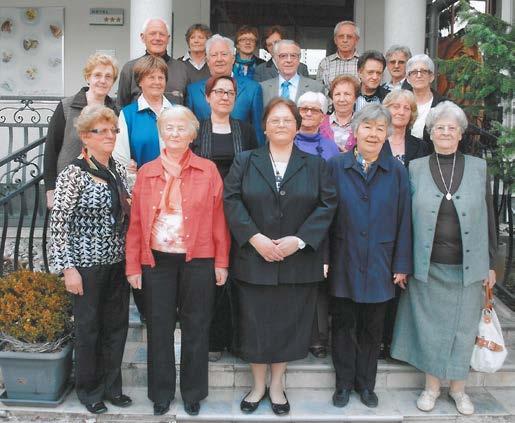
[157,106,200,138]
[74,105,118,134]
[383,89,418,128]
[83,53,119,82]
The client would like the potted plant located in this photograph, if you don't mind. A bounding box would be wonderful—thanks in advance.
[0,269,73,406]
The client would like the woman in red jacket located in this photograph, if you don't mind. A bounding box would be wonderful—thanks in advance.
[125,105,230,417]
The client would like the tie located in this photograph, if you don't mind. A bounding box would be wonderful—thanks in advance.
[280,80,291,99]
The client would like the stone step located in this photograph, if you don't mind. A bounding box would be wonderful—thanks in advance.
[1,386,513,422]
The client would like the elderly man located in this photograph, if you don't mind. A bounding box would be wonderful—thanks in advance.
[383,45,412,91]
[317,21,360,90]
[261,40,324,106]
[117,18,188,108]
[186,34,264,144]
[355,50,389,112]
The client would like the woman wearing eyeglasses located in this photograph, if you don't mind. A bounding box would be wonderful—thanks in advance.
[191,75,258,362]
[51,105,132,415]
[224,98,337,415]
[233,25,265,79]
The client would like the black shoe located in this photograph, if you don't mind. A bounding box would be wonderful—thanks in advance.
[359,389,378,408]
[184,401,200,416]
[153,401,170,416]
[270,391,290,416]
[240,388,268,413]
[309,346,327,358]
[378,343,386,360]
[85,401,108,414]
[106,393,132,407]
[332,389,351,408]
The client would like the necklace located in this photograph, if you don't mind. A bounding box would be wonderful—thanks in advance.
[435,152,456,201]
[269,148,288,190]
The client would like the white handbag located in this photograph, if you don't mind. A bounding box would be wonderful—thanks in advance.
[470,286,508,373]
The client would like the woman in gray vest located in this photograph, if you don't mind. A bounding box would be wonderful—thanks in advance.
[391,101,497,416]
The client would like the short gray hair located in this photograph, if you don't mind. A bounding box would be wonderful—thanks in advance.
[425,101,468,134]
[406,53,435,74]
[206,34,235,57]
[157,106,200,139]
[297,91,328,114]
[385,45,412,61]
[334,20,360,38]
[141,18,170,35]
[272,39,300,56]
[351,104,392,137]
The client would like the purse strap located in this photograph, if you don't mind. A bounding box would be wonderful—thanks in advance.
[484,285,494,310]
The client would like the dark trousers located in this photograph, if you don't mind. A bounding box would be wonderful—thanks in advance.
[331,297,387,392]
[132,286,145,317]
[73,261,129,404]
[310,282,329,347]
[382,285,401,348]
[209,280,233,352]
[143,252,215,404]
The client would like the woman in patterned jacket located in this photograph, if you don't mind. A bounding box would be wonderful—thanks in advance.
[50,105,132,415]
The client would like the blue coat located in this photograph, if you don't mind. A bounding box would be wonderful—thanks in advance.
[327,150,413,303]
[186,75,265,145]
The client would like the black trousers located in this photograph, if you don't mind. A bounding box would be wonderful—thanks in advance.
[331,297,388,392]
[73,261,129,404]
[310,282,329,347]
[132,286,145,317]
[382,285,401,347]
[143,251,215,404]
[208,280,233,352]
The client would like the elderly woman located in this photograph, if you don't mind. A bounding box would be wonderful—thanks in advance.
[178,23,212,83]
[406,54,445,140]
[224,98,337,415]
[51,105,132,415]
[327,104,412,409]
[125,106,230,417]
[233,25,265,79]
[44,53,118,208]
[320,75,360,152]
[391,101,497,416]
[191,75,258,361]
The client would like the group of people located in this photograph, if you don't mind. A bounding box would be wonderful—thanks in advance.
[44,16,497,419]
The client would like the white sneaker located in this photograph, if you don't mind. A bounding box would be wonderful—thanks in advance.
[449,391,474,415]
[416,390,440,411]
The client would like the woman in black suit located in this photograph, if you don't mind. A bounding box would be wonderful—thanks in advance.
[224,98,337,416]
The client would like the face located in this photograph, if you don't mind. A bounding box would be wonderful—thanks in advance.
[430,118,462,154]
[140,20,170,56]
[407,61,434,90]
[275,44,301,79]
[139,69,166,98]
[358,59,384,92]
[299,101,324,132]
[188,30,208,54]
[206,79,236,115]
[82,119,118,157]
[265,32,282,54]
[387,97,412,129]
[236,32,257,56]
[160,117,195,155]
[332,81,356,116]
[87,64,115,97]
[386,51,408,81]
[207,40,235,77]
[355,118,388,159]
[334,24,359,56]
[265,104,297,146]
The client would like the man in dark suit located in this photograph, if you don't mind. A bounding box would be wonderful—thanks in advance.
[186,34,265,145]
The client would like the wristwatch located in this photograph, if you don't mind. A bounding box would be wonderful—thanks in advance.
[297,238,306,250]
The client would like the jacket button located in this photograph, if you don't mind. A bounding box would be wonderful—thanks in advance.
[456,195,460,199]
[279,190,286,196]
[464,231,469,235]
[462,212,466,216]
[184,216,188,220]
[466,249,470,253]
[361,195,368,201]
[465,266,469,270]
[360,231,367,237]
[431,210,436,214]
[280,212,283,217]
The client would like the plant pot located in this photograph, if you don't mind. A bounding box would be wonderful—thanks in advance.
[0,342,72,402]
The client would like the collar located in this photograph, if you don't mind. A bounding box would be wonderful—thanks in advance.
[137,95,173,113]
[145,150,208,178]
[329,51,359,62]
[330,112,352,127]
[182,52,206,69]
[279,73,300,87]
[342,148,391,172]
[145,50,170,63]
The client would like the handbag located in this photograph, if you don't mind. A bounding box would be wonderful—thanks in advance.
[470,286,508,373]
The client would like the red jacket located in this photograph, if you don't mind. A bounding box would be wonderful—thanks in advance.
[125,153,230,276]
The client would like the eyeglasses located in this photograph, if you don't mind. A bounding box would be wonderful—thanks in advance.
[299,106,323,115]
[211,88,236,98]
[209,51,232,59]
[433,124,460,134]
[277,53,300,60]
[89,128,120,136]
[267,118,296,126]
[408,69,432,77]
[388,60,406,66]
[238,37,256,43]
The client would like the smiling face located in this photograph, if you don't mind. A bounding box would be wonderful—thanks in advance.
[407,61,434,91]
[299,101,324,132]
[206,78,236,116]
[160,116,195,156]
[332,81,357,116]
[141,19,170,56]
[265,103,297,147]
[275,43,301,79]
[355,118,388,160]
[359,59,384,94]
[139,69,166,99]
[387,97,412,130]
[188,30,208,55]
[81,119,118,158]
[86,64,115,98]
[207,40,235,77]
[334,24,359,58]
[236,31,257,56]
[386,51,408,83]
[430,117,462,154]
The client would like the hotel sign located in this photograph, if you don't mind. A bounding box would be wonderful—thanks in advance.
[89,8,124,26]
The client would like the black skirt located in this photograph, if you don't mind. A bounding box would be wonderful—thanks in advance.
[234,280,318,363]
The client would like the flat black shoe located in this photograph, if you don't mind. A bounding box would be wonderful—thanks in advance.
[270,391,290,416]
[309,346,327,358]
[85,401,108,414]
[184,401,200,416]
[107,393,132,407]
[359,389,378,408]
[332,389,351,408]
[153,401,170,416]
[240,388,268,413]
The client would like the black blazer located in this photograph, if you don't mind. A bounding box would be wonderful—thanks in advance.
[382,133,431,167]
[223,145,337,285]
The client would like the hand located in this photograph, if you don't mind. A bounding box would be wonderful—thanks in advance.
[127,274,142,289]
[127,159,138,174]
[249,233,284,262]
[324,264,329,279]
[215,267,228,286]
[46,190,54,209]
[272,236,300,258]
[483,269,496,289]
[393,273,408,289]
[63,267,83,295]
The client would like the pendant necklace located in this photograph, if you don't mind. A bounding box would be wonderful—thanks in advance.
[269,148,284,190]
[435,152,456,201]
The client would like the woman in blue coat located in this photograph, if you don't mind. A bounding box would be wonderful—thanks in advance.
[327,104,413,409]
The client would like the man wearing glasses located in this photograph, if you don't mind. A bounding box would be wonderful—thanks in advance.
[382,45,412,91]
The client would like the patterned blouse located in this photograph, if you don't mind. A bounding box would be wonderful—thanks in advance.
[50,161,129,272]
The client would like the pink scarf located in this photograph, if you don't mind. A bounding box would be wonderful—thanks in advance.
[158,148,191,213]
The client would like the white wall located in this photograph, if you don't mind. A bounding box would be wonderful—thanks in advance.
[355,0,385,53]
[171,0,210,59]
